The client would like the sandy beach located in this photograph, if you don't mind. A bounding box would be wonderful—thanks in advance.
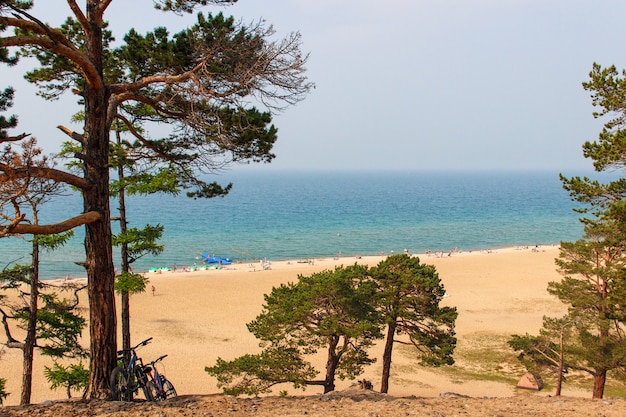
[0,245,602,408]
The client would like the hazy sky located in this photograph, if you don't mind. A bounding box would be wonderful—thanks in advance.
[3,0,626,172]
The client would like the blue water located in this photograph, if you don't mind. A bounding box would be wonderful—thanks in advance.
[1,170,589,279]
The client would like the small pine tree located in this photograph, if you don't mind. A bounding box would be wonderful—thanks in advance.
[44,362,89,399]
[208,264,381,395]
[0,377,8,404]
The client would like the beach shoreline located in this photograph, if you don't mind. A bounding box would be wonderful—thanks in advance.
[1,245,581,406]
[55,243,560,282]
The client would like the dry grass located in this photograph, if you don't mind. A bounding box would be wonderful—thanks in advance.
[402,331,626,398]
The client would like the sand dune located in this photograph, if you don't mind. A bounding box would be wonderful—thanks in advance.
[1,246,579,406]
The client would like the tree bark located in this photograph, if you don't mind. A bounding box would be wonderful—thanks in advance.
[83,101,117,400]
[592,369,606,399]
[380,322,396,394]
[8,211,101,235]
[83,6,117,399]
[556,328,565,396]
[20,237,39,405]
[324,335,340,394]
[591,319,609,399]
[117,128,131,359]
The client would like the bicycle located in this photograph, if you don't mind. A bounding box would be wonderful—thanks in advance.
[144,354,177,401]
[110,337,154,401]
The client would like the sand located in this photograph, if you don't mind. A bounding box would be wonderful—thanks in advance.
[0,246,591,407]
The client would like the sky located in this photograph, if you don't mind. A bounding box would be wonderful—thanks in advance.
[3,0,626,173]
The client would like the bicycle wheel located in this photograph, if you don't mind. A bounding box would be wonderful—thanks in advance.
[135,370,154,401]
[161,377,177,398]
[146,380,160,401]
[110,366,130,401]
[141,382,155,401]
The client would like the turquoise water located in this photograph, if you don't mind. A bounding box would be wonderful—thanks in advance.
[2,170,588,279]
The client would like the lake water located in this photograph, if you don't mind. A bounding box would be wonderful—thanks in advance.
[1,170,590,279]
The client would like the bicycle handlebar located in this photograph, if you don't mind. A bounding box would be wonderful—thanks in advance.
[147,354,168,365]
[116,337,153,355]
[137,337,153,348]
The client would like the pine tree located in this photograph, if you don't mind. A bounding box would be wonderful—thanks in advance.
[208,265,381,395]
[511,62,626,399]
[371,254,457,393]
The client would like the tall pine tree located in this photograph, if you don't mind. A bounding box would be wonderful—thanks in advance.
[512,63,626,399]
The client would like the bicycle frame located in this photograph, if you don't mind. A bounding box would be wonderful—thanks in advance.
[144,354,177,400]
[145,355,165,394]
[111,337,153,401]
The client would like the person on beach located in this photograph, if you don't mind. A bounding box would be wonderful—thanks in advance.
[151,285,156,296]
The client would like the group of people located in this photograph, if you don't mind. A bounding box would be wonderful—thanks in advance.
[425,247,459,258]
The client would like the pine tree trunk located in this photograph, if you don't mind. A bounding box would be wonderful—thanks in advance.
[20,239,39,405]
[592,369,606,399]
[117,143,131,358]
[380,322,396,394]
[555,328,565,396]
[592,325,609,399]
[84,6,117,399]
[121,291,130,358]
[84,134,117,399]
[84,111,117,399]
[324,335,340,393]
[84,119,117,399]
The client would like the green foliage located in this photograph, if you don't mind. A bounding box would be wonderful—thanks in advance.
[33,230,74,252]
[509,332,562,374]
[0,263,31,287]
[18,17,118,100]
[209,259,459,395]
[528,223,626,398]
[552,235,626,358]
[16,9,290,197]
[248,264,381,354]
[110,168,181,197]
[56,141,84,173]
[1,264,87,403]
[34,292,87,359]
[537,62,626,398]
[0,377,7,404]
[113,224,164,263]
[0,86,17,138]
[372,254,457,366]
[211,264,381,395]
[114,272,149,295]
[44,362,89,398]
[581,63,626,172]
[206,346,316,396]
